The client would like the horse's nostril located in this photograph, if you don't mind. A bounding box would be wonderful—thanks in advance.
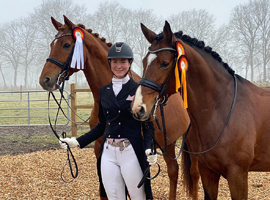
[44,77,51,84]
[138,107,145,117]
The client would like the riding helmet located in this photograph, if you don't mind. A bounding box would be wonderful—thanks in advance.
[107,42,134,60]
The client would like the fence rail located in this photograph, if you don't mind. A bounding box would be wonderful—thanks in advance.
[0,90,70,127]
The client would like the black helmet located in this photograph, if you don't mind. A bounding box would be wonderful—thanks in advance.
[107,42,133,60]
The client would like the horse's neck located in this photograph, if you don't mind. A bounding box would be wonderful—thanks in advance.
[83,38,112,101]
[186,51,234,122]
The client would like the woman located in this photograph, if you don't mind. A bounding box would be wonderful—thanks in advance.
[60,42,156,200]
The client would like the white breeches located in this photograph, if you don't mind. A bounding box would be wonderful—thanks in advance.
[101,142,146,200]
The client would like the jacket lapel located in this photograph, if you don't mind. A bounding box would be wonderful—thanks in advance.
[117,79,137,101]
[106,82,120,107]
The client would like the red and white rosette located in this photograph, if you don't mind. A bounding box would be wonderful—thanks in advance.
[71,27,85,69]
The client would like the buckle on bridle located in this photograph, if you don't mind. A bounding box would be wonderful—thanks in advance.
[56,70,70,88]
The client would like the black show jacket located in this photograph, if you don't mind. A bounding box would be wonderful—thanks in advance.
[77,78,154,199]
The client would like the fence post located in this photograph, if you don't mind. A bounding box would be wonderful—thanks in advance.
[20,85,22,100]
[70,83,77,137]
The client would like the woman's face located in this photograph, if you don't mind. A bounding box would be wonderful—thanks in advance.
[110,58,131,78]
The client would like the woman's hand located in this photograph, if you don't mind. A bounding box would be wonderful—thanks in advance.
[145,149,157,165]
[59,137,79,149]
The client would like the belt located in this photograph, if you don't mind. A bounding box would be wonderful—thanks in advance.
[106,139,131,151]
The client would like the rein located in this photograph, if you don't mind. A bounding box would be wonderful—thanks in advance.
[47,81,78,183]
[184,74,237,154]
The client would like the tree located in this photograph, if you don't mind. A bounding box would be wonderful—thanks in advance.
[230,2,261,82]
[119,9,162,75]
[253,0,270,82]
[16,17,40,87]
[0,21,24,87]
[85,1,125,43]
[168,9,216,44]
[0,64,7,87]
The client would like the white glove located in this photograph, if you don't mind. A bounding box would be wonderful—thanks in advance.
[145,149,151,156]
[59,137,79,150]
[145,149,157,165]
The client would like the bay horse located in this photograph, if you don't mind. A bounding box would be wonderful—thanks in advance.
[131,21,270,199]
[39,16,191,200]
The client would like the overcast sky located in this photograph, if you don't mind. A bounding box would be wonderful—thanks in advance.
[1,0,250,26]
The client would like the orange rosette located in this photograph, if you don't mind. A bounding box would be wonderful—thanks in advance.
[72,27,85,40]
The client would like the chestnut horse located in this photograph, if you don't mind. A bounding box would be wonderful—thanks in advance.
[39,16,191,200]
[132,21,270,199]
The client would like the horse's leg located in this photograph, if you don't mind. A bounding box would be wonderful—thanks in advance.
[199,166,220,200]
[163,142,179,200]
[227,167,248,200]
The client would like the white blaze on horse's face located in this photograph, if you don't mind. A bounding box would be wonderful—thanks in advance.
[146,53,157,72]
[53,39,58,46]
[132,86,147,113]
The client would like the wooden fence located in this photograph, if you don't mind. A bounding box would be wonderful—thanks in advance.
[70,83,93,136]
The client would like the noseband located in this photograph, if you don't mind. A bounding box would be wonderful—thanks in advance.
[138,47,177,101]
[46,33,75,83]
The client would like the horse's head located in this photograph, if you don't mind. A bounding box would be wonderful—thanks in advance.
[132,21,182,121]
[39,15,80,91]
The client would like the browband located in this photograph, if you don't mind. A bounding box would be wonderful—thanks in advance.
[148,47,176,54]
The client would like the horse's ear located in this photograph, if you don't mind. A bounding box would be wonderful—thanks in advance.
[141,23,156,44]
[51,17,63,31]
[163,21,175,43]
[63,15,75,29]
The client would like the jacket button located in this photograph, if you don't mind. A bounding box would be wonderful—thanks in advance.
[107,111,109,114]
[108,135,111,137]
[118,110,121,113]
[118,122,121,125]
[108,122,110,125]
[118,135,120,137]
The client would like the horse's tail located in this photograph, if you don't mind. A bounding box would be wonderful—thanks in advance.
[181,142,193,197]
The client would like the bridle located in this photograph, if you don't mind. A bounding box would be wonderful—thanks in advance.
[138,47,177,101]
[46,33,75,86]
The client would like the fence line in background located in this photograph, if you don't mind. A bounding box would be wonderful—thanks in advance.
[0,82,269,134]
[0,90,70,127]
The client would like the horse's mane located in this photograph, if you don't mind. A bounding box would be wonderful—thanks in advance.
[154,31,235,76]
[77,23,112,48]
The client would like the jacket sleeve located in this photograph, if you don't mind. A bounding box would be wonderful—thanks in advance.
[141,121,155,150]
[76,93,106,148]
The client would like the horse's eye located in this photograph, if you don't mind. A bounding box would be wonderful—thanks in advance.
[160,62,169,68]
[63,43,71,49]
